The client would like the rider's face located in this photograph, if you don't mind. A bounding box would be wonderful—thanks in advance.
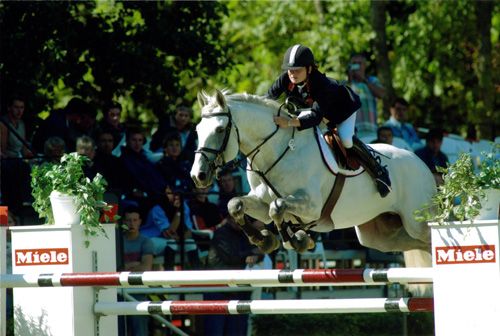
[287,67,308,84]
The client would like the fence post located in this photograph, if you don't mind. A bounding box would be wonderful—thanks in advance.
[10,223,117,336]
[430,219,500,336]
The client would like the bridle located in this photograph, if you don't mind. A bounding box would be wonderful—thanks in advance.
[194,110,239,173]
[195,102,294,184]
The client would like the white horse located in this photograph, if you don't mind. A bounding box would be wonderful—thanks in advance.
[191,90,436,289]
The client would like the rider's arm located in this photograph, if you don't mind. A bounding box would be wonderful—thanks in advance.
[295,102,323,130]
[265,72,288,100]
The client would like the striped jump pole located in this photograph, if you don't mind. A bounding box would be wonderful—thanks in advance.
[94,298,434,316]
[0,267,434,288]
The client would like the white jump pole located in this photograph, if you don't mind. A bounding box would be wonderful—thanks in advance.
[431,219,500,336]
[0,267,434,288]
[10,224,117,336]
[94,298,433,316]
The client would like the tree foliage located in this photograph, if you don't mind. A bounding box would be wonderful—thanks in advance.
[0,1,229,123]
[215,0,499,138]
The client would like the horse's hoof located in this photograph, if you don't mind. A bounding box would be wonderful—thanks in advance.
[292,230,314,253]
[256,229,280,254]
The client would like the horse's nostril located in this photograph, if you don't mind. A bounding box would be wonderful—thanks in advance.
[198,172,207,181]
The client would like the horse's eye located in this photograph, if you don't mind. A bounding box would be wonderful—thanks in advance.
[216,126,225,134]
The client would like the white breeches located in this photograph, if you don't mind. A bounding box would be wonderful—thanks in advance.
[337,111,357,148]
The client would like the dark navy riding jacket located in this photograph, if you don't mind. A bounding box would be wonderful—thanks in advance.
[266,70,361,130]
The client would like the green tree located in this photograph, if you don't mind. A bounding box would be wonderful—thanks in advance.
[0,1,229,125]
[213,0,499,138]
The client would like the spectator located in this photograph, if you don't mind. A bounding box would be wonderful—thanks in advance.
[415,128,449,186]
[189,186,225,253]
[383,97,423,150]
[216,170,238,218]
[75,135,95,160]
[189,186,224,231]
[43,136,66,163]
[93,130,129,195]
[156,131,193,193]
[370,126,393,145]
[150,105,197,163]
[347,53,385,133]
[93,101,126,154]
[76,135,98,179]
[142,186,200,270]
[32,97,96,152]
[121,205,153,336]
[120,126,167,200]
[203,218,264,336]
[0,95,34,158]
[0,95,33,211]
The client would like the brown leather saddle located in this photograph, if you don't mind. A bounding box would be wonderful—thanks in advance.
[323,129,361,170]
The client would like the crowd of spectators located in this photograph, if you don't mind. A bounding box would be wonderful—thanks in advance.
[0,95,258,335]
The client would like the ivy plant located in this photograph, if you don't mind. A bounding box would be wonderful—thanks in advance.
[31,153,110,246]
[415,144,499,224]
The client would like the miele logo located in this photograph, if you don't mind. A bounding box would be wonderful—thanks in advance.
[15,248,69,266]
[435,245,496,265]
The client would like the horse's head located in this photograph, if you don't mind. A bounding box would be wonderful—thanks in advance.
[191,90,240,188]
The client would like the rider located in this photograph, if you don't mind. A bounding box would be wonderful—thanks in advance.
[266,44,391,197]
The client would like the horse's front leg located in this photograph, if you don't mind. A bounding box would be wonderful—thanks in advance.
[227,195,280,254]
[269,192,318,253]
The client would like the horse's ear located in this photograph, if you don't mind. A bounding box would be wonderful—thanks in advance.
[197,91,207,108]
[215,89,227,109]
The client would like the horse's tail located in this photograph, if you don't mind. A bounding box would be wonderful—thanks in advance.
[403,249,433,297]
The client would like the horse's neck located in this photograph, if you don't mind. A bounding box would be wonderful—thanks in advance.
[232,103,291,162]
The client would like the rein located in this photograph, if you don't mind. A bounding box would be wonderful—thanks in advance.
[245,104,297,197]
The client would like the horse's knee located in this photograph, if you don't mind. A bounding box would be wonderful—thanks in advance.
[228,198,245,219]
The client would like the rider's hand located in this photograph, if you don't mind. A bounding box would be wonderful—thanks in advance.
[274,116,291,128]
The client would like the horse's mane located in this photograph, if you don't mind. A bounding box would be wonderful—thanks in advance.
[226,93,281,111]
[200,90,280,113]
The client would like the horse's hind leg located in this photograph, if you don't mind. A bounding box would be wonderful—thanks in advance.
[355,213,432,297]
[355,213,429,252]
[228,195,280,253]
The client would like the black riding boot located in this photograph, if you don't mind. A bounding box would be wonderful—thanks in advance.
[348,136,391,197]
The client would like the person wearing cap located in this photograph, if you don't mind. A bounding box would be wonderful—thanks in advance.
[266,44,391,197]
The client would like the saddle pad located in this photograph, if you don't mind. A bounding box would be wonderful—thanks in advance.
[314,126,364,177]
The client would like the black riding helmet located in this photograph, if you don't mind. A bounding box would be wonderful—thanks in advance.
[282,44,315,70]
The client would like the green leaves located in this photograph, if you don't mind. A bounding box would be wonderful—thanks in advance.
[1,1,230,121]
[31,153,109,245]
[414,145,499,224]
